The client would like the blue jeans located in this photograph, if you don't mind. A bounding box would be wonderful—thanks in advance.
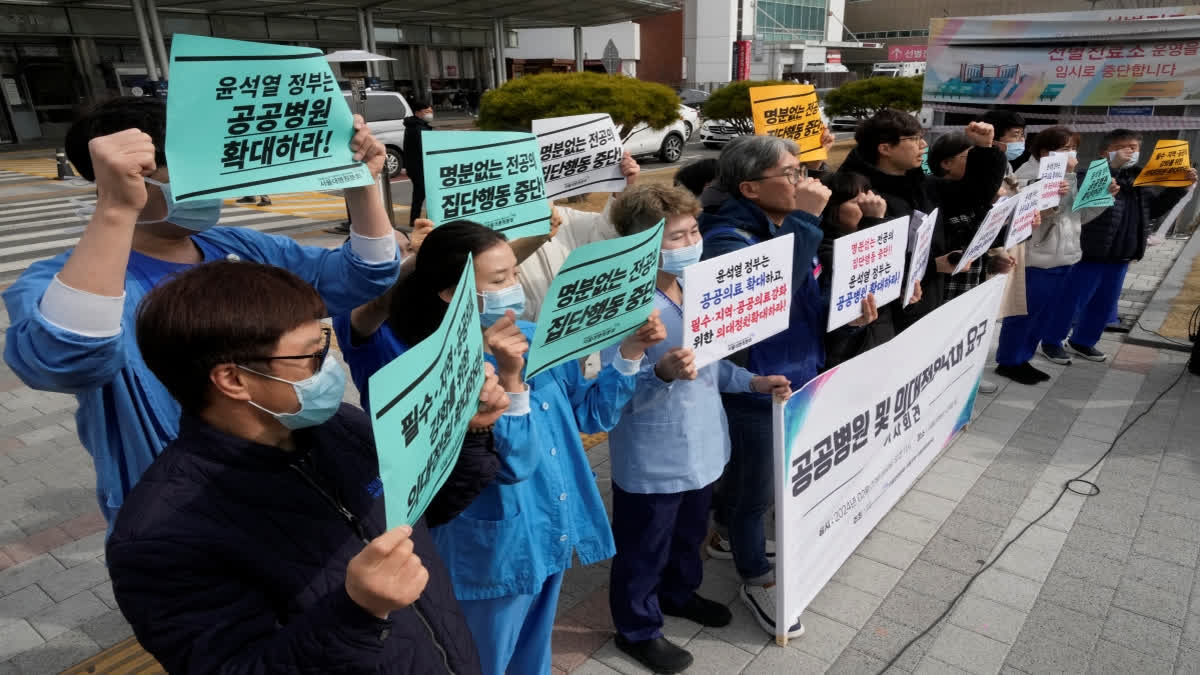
[1043,261,1128,349]
[996,265,1073,366]
[715,394,774,583]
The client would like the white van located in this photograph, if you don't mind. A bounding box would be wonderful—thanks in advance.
[342,90,413,178]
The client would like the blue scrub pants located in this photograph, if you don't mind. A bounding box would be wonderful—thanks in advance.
[715,394,774,583]
[996,265,1073,366]
[1043,261,1128,350]
[458,570,564,675]
[609,482,712,641]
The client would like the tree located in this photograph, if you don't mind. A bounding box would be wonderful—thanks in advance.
[477,72,680,139]
[701,80,790,134]
[822,76,924,120]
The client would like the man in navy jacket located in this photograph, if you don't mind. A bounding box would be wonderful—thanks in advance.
[107,260,505,674]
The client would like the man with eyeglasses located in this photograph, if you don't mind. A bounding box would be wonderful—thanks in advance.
[696,134,848,640]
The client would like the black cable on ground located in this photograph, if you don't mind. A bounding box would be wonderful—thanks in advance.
[876,356,1193,674]
[1135,319,1192,348]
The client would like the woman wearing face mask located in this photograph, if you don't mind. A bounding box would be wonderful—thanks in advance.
[2,96,401,533]
[334,221,666,675]
[598,185,792,673]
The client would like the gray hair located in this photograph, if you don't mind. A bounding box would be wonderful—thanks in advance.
[716,135,799,197]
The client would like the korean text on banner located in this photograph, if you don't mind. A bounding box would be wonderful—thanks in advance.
[369,258,485,529]
[682,235,794,370]
[750,84,827,163]
[165,34,372,202]
[1134,140,1192,188]
[1074,158,1116,212]
[424,130,552,240]
[953,197,1018,275]
[1005,181,1043,250]
[532,114,625,200]
[524,221,665,380]
[772,276,1006,643]
[904,209,937,308]
[827,217,909,331]
[1036,152,1069,210]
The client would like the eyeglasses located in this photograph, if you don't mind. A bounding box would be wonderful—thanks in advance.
[747,165,808,185]
[900,133,925,143]
[250,327,332,370]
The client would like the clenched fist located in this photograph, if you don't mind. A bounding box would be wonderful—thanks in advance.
[89,129,157,216]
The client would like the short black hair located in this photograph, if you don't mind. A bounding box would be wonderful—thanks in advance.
[673,158,718,197]
[927,132,972,177]
[854,109,922,164]
[1028,126,1074,159]
[409,99,432,113]
[980,110,1026,139]
[136,261,327,414]
[1101,128,1142,149]
[65,97,167,182]
[820,171,872,234]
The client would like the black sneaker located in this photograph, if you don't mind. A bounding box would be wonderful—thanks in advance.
[236,196,256,204]
[995,362,1049,385]
[1068,340,1108,362]
[257,197,272,206]
[1041,342,1073,365]
[614,635,693,674]
[662,594,733,628]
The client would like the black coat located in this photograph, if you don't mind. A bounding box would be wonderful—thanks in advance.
[107,405,487,675]
[403,116,434,182]
[817,218,897,369]
[1079,164,1188,263]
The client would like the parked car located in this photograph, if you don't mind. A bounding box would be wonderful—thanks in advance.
[677,104,700,140]
[623,114,690,164]
[343,90,414,178]
[698,119,743,149]
[676,88,710,110]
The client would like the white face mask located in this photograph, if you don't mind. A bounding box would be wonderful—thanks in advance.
[1108,150,1139,168]
[421,112,434,122]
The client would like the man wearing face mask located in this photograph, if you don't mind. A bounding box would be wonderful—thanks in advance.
[403,100,435,226]
[982,110,1027,174]
[1044,129,1197,363]
[2,96,401,532]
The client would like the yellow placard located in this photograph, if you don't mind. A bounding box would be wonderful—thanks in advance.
[750,84,827,162]
[1133,139,1192,188]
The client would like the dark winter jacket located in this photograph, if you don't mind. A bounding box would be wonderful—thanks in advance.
[699,197,827,394]
[1079,164,1189,263]
[403,115,434,182]
[107,405,486,675]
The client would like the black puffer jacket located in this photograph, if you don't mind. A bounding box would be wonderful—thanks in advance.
[107,405,484,675]
[403,115,434,182]
[1079,164,1189,263]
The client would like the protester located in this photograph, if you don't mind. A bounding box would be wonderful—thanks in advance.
[602,184,792,672]
[697,134,833,638]
[2,97,400,530]
[334,221,666,675]
[674,157,719,198]
[1042,129,1197,363]
[108,261,502,674]
[983,110,1027,173]
[404,100,434,225]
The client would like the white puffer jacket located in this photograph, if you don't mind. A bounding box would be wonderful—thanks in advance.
[1014,159,1085,270]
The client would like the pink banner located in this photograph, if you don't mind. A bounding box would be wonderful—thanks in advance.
[888,45,927,62]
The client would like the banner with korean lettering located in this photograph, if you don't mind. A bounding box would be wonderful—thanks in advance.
[523,221,664,380]
[369,257,485,529]
[165,34,372,202]
[1074,158,1116,212]
[532,114,625,200]
[923,40,1200,107]
[904,209,937,309]
[771,276,1006,644]
[750,84,827,163]
[1134,140,1191,188]
[682,235,793,370]
[1005,181,1043,250]
[827,217,908,331]
[953,197,1017,275]
[424,130,552,241]
[1036,152,1070,210]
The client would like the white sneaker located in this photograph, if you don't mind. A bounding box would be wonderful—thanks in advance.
[977,379,999,395]
[706,532,776,560]
[740,583,804,638]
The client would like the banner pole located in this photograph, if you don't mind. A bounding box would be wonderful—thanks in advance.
[772,395,789,648]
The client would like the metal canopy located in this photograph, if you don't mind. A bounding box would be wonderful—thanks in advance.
[32,0,683,30]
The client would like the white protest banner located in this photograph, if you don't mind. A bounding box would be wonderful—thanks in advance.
[771,276,1006,644]
[1153,183,1196,240]
[827,217,909,331]
[682,235,794,370]
[532,114,625,200]
[1036,152,1069,210]
[903,209,937,308]
[952,197,1018,275]
[1004,181,1044,250]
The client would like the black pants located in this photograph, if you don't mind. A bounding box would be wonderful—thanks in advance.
[409,174,425,226]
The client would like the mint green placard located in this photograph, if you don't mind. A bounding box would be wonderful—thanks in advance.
[1073,158,1116,212]
[369,257,485,528]
[423,130,552,240]
[524,220,664,381]
[165,34,372,202]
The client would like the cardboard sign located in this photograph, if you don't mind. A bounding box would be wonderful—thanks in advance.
[682,235,794,370]
[532,114,625,200]
[904,209,937,308]
[1134,140,1192,188]
[423,130,552,240]
[165,34,373,202]
[369,258,485,528]
[1036,152,1069,210]
[750,84,827,163]
[953,197,1018,275]
[1073,158,1116,212]
[524,221,664,380]
[827,217,909,331]
[1005,181,1044,250]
